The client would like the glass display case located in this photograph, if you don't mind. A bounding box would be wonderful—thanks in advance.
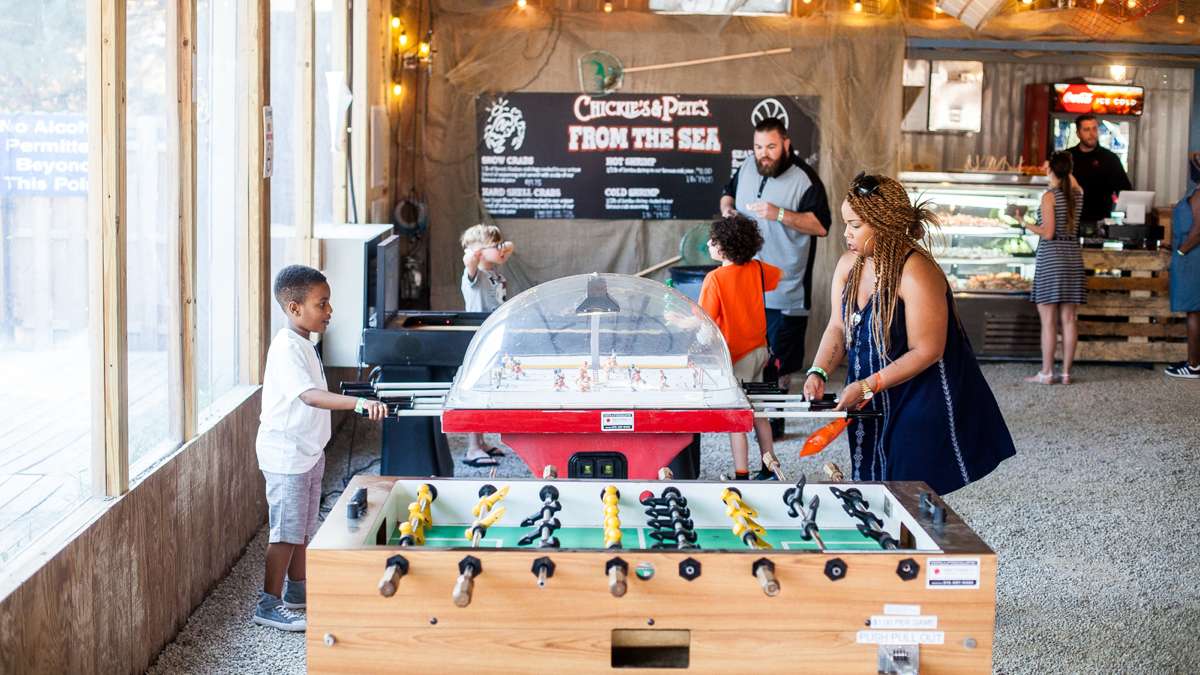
[900,171,1048,296]
[444,273,746,410]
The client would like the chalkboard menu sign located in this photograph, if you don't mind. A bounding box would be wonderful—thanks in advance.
[476,93,818,220]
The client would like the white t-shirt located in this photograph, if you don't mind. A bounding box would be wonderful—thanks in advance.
[256,329,332,474]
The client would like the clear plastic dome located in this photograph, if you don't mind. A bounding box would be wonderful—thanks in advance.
[444,273,748,410]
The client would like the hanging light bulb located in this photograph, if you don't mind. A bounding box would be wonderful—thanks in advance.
[390,16,401,29]
[604,1,614,11]
[1178,12,1186,21]
[1022,0,1033,5]
[1096,0,1104,5]
[1125,0,1135,7]
[517,0,527,7]
[1109,64,1127,80]
[853,0,863,11]
[934,2,943,12]
[392,83,403,96]
[399,30,408,48]
[802,0,812,4]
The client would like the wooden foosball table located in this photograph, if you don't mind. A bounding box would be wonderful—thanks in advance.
[308,475,995,673]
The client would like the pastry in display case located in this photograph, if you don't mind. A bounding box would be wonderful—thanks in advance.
[900,171,1049,358]
[900,171,1046,296]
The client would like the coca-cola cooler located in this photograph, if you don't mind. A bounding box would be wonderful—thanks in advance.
[1022,81,1143,172]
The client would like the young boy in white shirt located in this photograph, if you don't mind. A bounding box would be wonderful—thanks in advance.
[253,265,387,632]
[459,224,515,466]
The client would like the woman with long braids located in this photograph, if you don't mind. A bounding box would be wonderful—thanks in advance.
[1026,151,1086,384]
[803,173,1015,494]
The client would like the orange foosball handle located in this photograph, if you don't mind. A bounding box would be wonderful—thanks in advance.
[800,417,849,457]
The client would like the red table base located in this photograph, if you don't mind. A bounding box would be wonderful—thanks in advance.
[441,407,752,479]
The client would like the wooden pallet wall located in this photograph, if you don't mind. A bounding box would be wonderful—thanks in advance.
[1075,249,1186,363]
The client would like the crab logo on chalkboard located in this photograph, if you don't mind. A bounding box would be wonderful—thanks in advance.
[483,98,527,154]
[751,98,789,130]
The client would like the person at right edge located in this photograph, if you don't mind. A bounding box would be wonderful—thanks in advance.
[1068,113,1132,228]
[1165,153,1200,379]
[804,174,1015,495]
[719,116,830,479]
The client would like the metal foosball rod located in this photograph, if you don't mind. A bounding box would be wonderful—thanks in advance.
[782,476,825,551]
[531,556,555,589]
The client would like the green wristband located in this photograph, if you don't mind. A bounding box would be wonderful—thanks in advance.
[354,397,366,414]
[806,366,828,382]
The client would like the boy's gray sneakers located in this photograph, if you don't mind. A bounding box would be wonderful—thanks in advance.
[253,592,306,632]
[282,579,306,609]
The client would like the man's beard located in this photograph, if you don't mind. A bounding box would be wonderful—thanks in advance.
[756,155,785,178]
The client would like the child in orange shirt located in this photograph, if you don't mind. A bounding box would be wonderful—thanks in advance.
[699,214,782,479]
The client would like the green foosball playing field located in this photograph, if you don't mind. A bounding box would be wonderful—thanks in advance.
[389,525,886,551]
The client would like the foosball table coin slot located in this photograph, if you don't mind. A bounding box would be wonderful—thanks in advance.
[610,629,690,669]
[895,558,920,582]
[877,643,919,675]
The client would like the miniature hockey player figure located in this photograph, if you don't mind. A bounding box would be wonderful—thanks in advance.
[687,356,702,389]
[511,358,524,379]
[629,364,643,387]
[553,368,566,391]
[491,366,505,390]
[659,369,670,389]
[502,353,514,374]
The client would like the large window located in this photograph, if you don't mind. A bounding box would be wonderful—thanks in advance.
[0,1,93,570]
[196,0,242,420]
[127,0,182,470]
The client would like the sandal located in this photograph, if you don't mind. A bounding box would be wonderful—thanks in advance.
[483,445,507,457]
[1023,371,1055,385]
[1059,373,1072,385]
[461,455,499,467]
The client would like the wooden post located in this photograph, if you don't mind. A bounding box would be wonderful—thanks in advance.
[88,0,129,495]
[295,0,319,267]
[169,0,198,441]
[331,0,349,224]
[351,0,369,223]
[240,0,271,385]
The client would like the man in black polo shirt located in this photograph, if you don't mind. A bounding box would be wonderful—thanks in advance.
[1068,113,1133,225]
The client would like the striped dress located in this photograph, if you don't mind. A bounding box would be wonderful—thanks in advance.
[1031,187,1086,305]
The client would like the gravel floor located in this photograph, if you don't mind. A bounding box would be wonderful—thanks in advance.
[148,363,1200,674]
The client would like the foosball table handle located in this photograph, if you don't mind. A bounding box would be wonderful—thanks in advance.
[606,557,629,598]
[377,554,409,598]
[823,462,845,482]
[453,555,483,608]
[752,558,780,597]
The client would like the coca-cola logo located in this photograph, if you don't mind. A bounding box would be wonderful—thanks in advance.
[1053,83,1143,116]
[1058,84,1095,114]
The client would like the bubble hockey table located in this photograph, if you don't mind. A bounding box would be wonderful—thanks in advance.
[307,476,996,673]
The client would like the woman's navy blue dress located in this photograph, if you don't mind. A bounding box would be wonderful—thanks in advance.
[845,290,1015,495]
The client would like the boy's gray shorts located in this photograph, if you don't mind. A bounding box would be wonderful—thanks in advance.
[262,455,325,545]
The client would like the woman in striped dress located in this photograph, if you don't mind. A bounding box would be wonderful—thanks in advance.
[1027,151,1085,384]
